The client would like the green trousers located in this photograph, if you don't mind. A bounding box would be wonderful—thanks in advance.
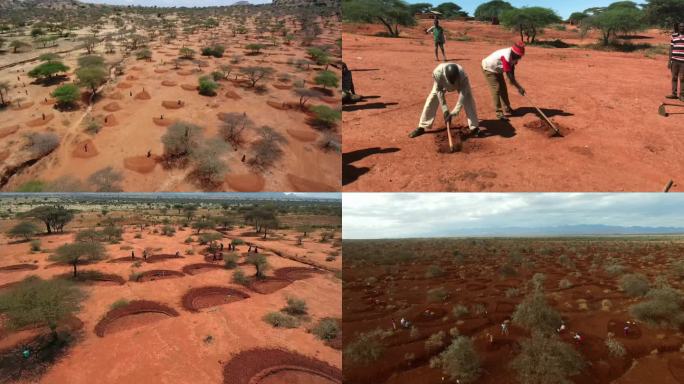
[482,69,512,115]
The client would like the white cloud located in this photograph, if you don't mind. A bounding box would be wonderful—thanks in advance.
[343,193,684,239]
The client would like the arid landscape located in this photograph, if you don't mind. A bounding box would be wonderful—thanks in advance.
[342,16,684,192]
[344,237,684,384]
[0,192,342,383]
[0,0,341,192]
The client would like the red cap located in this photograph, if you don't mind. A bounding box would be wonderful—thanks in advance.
[512,41,525,56]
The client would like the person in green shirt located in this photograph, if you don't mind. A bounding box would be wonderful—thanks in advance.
[426,17,447,62]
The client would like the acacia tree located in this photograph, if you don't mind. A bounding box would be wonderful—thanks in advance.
[50,241,106,277]
[28,61,70,83]
[474,0,515,23]
[584,6,645,45]
[240,66,274,88]
[510,333,585,384]
[0,277,84,339]
[22,205,74,234]
[343,0,416,37]
[501,7,562,43]
[76,65,107,97]
[219,112,253,148]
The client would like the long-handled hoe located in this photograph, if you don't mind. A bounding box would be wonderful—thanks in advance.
[658,102,684,117]
[523,94,563,138]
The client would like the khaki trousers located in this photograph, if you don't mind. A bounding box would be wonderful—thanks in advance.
[483,69,512,114]
[418,82,479,130]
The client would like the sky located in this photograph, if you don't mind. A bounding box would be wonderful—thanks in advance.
[83,0,269,6]
[416,0,624,19]
[343,193,684,239]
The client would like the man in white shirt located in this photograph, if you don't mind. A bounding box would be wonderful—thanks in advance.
[482,42,526,120]
[409,62,480,139]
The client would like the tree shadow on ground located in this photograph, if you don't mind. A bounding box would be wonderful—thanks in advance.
[343,147,400,186]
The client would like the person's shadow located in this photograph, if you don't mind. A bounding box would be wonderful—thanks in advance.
[514,107,574,118]
[343,102,398,112]
[478,119,517,138]
[343,147,400,186]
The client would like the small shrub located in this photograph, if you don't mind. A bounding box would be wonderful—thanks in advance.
[25,132,59,157]
[30,239,41,252]
[605,336,626,357]
[430,336,481,383]
[283,296,308,315]
[198,75,219,96]
[558,279,573,289]
[344,329,388,365]
[312,318,339,341]
[620,273,650,297]
[452,304,469,318]
[263,311,299,328]
[232,269,249,285]
[224,253,239,269]
[427,287,449,303]
[426,265,445,278]
[110,299,129,309]
[425,331,445,352]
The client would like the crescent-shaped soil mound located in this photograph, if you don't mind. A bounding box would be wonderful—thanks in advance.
[266,100,290,110]
[524,118,571,138]
[116,82,132,89]
[0,264,38,272]
[161,80,177,87]
[146,253,184,263]
[286,128,318,142]
[227,173,266,192]
[153,117,174,126]
[0,125,20,139]
[135,269,184,282]
[72,140,98,158]
[225,90,241,100]
[181,286,250,312]
[125,75,138,81]
[273,267,323,281]
[41,98,56,105]
[177,70,194,76]
[94,300,179,337]
[181,84,198,91]
[57,271,125,285]
[272,83,292,90]
[123,156,158,174]
[154,68,168,74]
[107,91,124,100]
[26,113,54,127]
[12,101,34,110]
[182,263,225,275]
[103,102,122,112]
[286,174,337,192]
[222,348,342,384]
[248,277,292,294]
[108,256,137,263]
[134,90,151,100]
[162,100,184,109]
[103,114,117,127]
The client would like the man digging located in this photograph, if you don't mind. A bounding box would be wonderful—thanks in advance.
[409,63,480,139]
[342,62,362,104]
[426,18,447,62]
[482,42,526,120]
[667,22,684,101]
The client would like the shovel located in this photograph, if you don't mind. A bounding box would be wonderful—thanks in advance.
[658,103,684,117]
[446,119,454,153]
[523,94,563,137]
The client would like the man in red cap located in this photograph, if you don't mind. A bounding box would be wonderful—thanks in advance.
[482,42,526,120]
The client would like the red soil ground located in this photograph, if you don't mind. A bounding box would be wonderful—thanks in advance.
[222,348,342,384]
[343,20,684,191]
[344,237,684,384]
[0,220,341,384]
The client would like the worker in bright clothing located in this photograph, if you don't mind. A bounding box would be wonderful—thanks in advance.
[482,41,527,120]
[667,22,684,101]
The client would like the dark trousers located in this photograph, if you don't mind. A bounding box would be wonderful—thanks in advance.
[673,60,684,96]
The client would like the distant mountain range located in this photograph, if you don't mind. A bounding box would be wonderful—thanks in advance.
[453,224,684,237]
